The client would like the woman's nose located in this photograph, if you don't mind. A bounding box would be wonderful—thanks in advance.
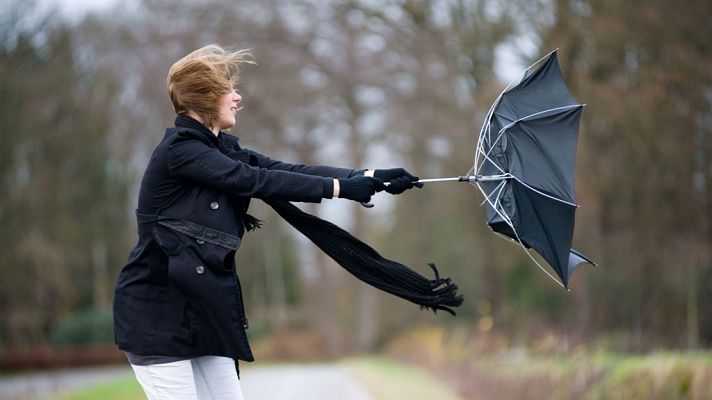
[233,91,242,103]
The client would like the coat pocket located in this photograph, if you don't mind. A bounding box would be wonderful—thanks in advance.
[154,221,236,272]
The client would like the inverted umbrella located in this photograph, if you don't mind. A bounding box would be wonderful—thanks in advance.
[417,50,596,288]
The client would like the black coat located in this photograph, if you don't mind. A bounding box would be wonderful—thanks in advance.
[113,115,358,361]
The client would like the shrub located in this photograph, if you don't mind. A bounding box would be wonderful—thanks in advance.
[50,309,115,346]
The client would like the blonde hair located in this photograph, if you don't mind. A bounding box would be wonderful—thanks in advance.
[167,44,254,129]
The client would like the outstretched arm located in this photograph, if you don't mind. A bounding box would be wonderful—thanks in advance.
[245,148,365,179]
[168,136,333,202]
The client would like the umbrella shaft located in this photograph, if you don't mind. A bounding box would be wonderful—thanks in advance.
[416,175,510,184]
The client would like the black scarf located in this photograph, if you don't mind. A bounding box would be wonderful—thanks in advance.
[263,198,463,315]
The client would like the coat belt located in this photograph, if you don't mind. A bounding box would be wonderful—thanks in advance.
[135,211,241,250]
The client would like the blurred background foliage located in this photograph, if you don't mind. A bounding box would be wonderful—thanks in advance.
[0,0,710,368]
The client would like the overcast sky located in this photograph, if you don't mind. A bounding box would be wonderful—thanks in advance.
[41,0,119,22]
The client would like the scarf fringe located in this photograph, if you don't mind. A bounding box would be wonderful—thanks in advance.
[242,214,263,232]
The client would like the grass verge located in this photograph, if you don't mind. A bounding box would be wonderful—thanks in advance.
[386,325,712,400]
[51,376,144,400]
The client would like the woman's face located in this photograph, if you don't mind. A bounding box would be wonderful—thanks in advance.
[215,89,242,131]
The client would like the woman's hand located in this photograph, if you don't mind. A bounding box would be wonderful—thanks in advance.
[337,176,385,202]
[372,168,422,194]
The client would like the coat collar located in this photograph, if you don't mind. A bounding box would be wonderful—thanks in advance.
[173,114,242,153]
[174,114,222,143]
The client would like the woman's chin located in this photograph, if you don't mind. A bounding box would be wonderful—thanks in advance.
[220,120,236,131]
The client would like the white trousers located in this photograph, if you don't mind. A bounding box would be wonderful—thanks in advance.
[130,356,245,400]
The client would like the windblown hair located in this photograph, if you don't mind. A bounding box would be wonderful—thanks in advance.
[167,44,254,129]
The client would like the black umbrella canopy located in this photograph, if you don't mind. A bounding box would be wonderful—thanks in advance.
[476,50,596,288]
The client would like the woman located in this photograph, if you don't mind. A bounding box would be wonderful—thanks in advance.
[112,44,420,399]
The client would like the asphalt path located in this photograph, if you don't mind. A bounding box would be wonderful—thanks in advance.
[242,364,374,400]
[0,363,375,400]
[0,365,133,399]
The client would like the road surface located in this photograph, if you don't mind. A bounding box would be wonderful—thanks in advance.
[0,365,132,399]
[0,363,375,399]
[242,364,373,399]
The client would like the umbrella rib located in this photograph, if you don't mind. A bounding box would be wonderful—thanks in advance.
[477,112,507,173]
[476,125,510,174]
[517,126,576,201]
[466,165,475,178]
[497,104,583,136]
[475,71,520,170]
[509,175,578,207]
[490,232,566,288]
[475,118,493,171]
[476,149,507,175]
[489,181,510,221]
[476,131,505,174]
[480,179,507,207]
[475,182,516,231]
[476,121,509,175]
[517,238,567,288]
[476,134,498,173]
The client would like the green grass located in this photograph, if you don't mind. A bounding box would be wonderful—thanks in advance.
[51,376,144,400]
[344,356,462,400]
[585,352,712,400]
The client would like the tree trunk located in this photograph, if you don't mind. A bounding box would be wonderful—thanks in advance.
[92,240,109,311]
[687,258,699,349]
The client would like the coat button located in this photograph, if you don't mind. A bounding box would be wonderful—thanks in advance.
[196,239,205,245]
[196,265,205,274]
[210,201,219,210]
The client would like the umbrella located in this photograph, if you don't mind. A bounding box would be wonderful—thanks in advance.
[417,50,596,288]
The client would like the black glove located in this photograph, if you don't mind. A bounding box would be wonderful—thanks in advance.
[373,168,423,195]
[338,176,385,203]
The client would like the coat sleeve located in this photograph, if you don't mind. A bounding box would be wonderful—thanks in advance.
[245,148,365,179]
[167,135,332,202]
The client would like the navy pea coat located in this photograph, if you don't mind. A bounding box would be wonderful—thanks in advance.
[113,115,359,362]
